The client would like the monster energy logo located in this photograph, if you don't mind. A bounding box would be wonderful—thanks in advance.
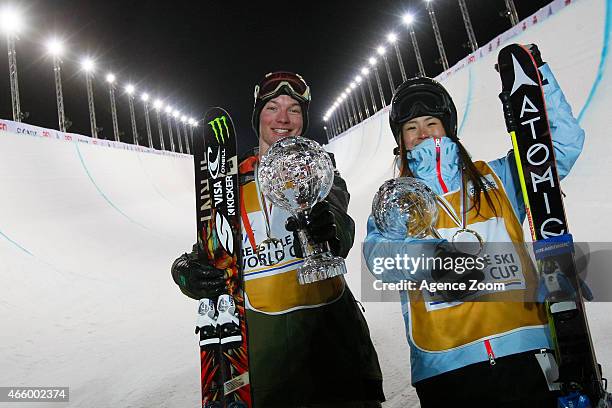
[208,115,230,144]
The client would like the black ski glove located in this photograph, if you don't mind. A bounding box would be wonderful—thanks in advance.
[430,245,485,302]
[171,250,226,300]
[525,43,545,67]
[285,201,342,259]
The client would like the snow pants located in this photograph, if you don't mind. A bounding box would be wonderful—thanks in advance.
[415,349,560,407]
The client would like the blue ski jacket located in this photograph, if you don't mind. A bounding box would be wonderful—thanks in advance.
[364,64,585,383]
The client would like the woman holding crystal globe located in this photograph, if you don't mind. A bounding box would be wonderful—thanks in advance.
[364,45,585,407]
[171,71,384,407]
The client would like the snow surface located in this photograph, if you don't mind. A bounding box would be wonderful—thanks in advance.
[0,0,610,407]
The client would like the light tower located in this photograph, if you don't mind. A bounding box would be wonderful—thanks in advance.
[180,115,190,154]
[355,76,369,118]
[141,93,153,148]
[188,118,196,152]
[402,13,426,77]
[46,38,66,132]
[82,58,98,138]
[106,73,120,142]
[1,7,23,122]
[154,99,165,150]
[337,97,348,132]
[333,105,342,135]
[350,82,363,122]
[125,84,138,145]
[165,106,175,152]
[345,87,358,126]
[424,0,449,71]
[172,110,183,153]
[458,0,478,53]
[369,57,387,107]
[336,96,348,132]
[341,92,353,127]
[387,32,407,82]
[361,67,377,113]
[503,0,520,26]
[377,45,395,93]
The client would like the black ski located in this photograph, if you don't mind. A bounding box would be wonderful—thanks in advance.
[497,43,610,407]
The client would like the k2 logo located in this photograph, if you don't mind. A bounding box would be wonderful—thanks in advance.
[208,115,230,144]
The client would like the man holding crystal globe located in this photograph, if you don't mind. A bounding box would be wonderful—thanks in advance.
[171,71,384,407]
[364,46,585,407]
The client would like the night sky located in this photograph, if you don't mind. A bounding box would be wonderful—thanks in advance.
[0,0,553,155]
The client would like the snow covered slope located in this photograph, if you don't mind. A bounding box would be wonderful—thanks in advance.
[0,0,609,407]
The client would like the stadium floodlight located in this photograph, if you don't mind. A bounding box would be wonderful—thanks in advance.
[153,100,165,150]
[458,0,478,52]
[141,93,153,148]
[402,13,415,25]
[107,73,120,142]
[355,75,362,83]
[81,58,94,72]
[402,12,425,77]
[385,28,407,81]
[81,58,98,138]
[379,42,396,90]
[181,115,187,123]
[368,57,386,108]
[46,37,67,132]
[361,67,377,113]
[2,6,24,121]
[164,105,176,152]
[425,0,449,71]
[345,82,361,123]
[125,84,138,145]
[171,110,184,153]
[0,6,23,35]
[46,38,64,57]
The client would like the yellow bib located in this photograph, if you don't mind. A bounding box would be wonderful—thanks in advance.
[409,161,547,351]
[241,181,344,314]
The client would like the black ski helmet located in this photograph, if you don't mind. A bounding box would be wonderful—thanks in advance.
[251,71,311,137]
[389,77,458,144]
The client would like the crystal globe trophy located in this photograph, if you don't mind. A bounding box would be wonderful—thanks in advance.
[258,136,347,285]
[372,177,442,239]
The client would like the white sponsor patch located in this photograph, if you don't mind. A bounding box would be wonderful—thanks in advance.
[466,174,498,196]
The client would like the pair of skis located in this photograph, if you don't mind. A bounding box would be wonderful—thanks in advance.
[497,44,610,407]
[193,108,251,408]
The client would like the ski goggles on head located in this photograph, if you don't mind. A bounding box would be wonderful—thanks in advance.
[254,71,311,103]
[391,88,449,124]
